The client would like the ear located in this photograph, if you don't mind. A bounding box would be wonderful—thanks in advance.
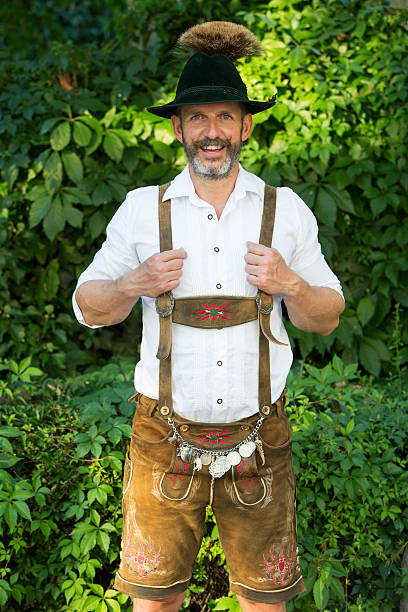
[171,114,183,144]
[241,113,253,142]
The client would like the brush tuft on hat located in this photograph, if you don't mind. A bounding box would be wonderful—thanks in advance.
[178,21,264,63]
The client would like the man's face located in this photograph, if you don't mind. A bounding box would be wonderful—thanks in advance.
[171,102,253,181]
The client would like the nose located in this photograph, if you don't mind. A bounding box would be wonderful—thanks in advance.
[205,116,219,140]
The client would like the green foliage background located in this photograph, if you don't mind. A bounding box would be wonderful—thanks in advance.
[0,358,407,611]
[0,0,407,376]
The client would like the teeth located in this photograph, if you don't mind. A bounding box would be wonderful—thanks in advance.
[202,146,223,150]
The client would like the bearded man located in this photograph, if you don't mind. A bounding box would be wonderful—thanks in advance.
[73,22,345,612]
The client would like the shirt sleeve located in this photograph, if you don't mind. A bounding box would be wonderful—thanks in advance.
[72,193,141,328]
[289,190,344,298]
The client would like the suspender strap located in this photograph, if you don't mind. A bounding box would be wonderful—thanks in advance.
[258,185,277,411]
[156,183,173,417]
[156,182,285,419]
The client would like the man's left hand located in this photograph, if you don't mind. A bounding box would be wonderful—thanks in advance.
[245,241,299,297]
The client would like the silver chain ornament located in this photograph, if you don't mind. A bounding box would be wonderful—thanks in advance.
[167,416,265,478]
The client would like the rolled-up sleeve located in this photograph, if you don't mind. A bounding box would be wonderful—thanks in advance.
[72,194,141,327]
[289,191,344,298]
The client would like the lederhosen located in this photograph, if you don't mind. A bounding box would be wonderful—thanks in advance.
[153,182,287,478]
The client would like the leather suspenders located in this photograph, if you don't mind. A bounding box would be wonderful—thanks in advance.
[155,183,287,419]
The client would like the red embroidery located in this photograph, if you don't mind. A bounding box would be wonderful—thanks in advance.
[197,430,232,445]
[194,302,233,321]
[171,459,189,488]
[263,542,296,585]
[124,540,161,578]
[237,458,253,492]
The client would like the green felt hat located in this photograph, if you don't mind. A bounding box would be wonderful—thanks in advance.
[147,22,276,119]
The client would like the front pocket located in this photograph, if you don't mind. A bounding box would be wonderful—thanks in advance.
[159,454,195,501]
[122,451,133,498]
[258,412,292,449]
[232,453,266,506]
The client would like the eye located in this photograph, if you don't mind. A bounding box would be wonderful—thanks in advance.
[191,114,204,120]
[221,114,232,120]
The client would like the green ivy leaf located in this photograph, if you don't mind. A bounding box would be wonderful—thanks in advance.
[14,500,31,520]
[44,151,63,195]
[3,164,19,189]
[0,426,23,437]
[152,140,174,162]
[63,200,83,228]
[315,187,337,227]
[313,576,329,611]
[359,341,381,376]
[4,503,17,532]
[74,121,92,146]
[62,151,83,184]
[103,132,124,162]
[97,530,110,553]
[89,210,107,239]
[0,454,21,468]
[40,117,60,135]
[43,195,65,241]
[50,121,71,151]
[92,182,113,206]
[357,297,375,325]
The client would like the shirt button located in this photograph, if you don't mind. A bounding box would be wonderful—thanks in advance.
[214,247,220,252]
[216,283,222,289]
[217,360,222,366]
[207,214,213,220]
[217,398,223,404]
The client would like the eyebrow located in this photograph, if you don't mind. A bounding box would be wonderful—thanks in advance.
[184,108,236,118]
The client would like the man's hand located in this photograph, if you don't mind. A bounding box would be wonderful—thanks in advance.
[245,241,299,297]
[117,248,187,298]
[76,248,187,327]
[244,241,345,335]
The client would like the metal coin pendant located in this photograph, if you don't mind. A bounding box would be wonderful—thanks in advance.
[180,446,195,463]
[209,456,230,478]
[226,451,241,466]
[239,441,256,458]
[200,453,212,465]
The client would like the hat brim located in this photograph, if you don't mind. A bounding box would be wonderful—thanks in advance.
[147,91,276,119]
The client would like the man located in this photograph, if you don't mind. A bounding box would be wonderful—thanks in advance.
[73,22,345,612]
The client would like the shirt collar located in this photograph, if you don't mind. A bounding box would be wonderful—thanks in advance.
[163,164,265,204]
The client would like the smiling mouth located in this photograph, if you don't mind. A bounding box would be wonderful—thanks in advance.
[200,145,226,156]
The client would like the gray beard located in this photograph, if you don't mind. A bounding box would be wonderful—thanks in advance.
[181,134,243,181]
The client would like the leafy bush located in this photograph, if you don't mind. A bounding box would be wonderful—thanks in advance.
[0,358,407,611]
[0,0,407,376]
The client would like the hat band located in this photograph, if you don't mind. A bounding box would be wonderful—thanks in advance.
[176,84,248,99]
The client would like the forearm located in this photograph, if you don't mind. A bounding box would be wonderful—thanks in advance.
[75,277,140,327]
[283,277,345,335]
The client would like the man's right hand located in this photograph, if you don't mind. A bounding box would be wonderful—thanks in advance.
[75,248,187,327]
[116,248,187,298]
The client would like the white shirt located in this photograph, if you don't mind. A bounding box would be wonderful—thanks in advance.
[73,165,343,422]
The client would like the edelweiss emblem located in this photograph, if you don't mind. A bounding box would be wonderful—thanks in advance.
[194,302,233,321]
[198,430,233,444]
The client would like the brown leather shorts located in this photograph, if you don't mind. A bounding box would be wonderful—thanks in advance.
[114,392,305,604]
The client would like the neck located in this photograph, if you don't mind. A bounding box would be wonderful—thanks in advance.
[188,163,240,218]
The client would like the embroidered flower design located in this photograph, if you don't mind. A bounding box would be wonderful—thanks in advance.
[194,302,233,321]
[124,539,161,578]
[171,459,189,488]
[237,458,253,492]
[197,430,232,445]
[263,542,296,585]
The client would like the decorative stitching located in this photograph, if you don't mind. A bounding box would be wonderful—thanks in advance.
[262,542,297,585]
[230,574,303,593]
[116,571,190,589]
[194,302,233,321]
[123,539,161,579]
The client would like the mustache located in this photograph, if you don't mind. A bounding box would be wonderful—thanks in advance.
[193,137,231,148]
